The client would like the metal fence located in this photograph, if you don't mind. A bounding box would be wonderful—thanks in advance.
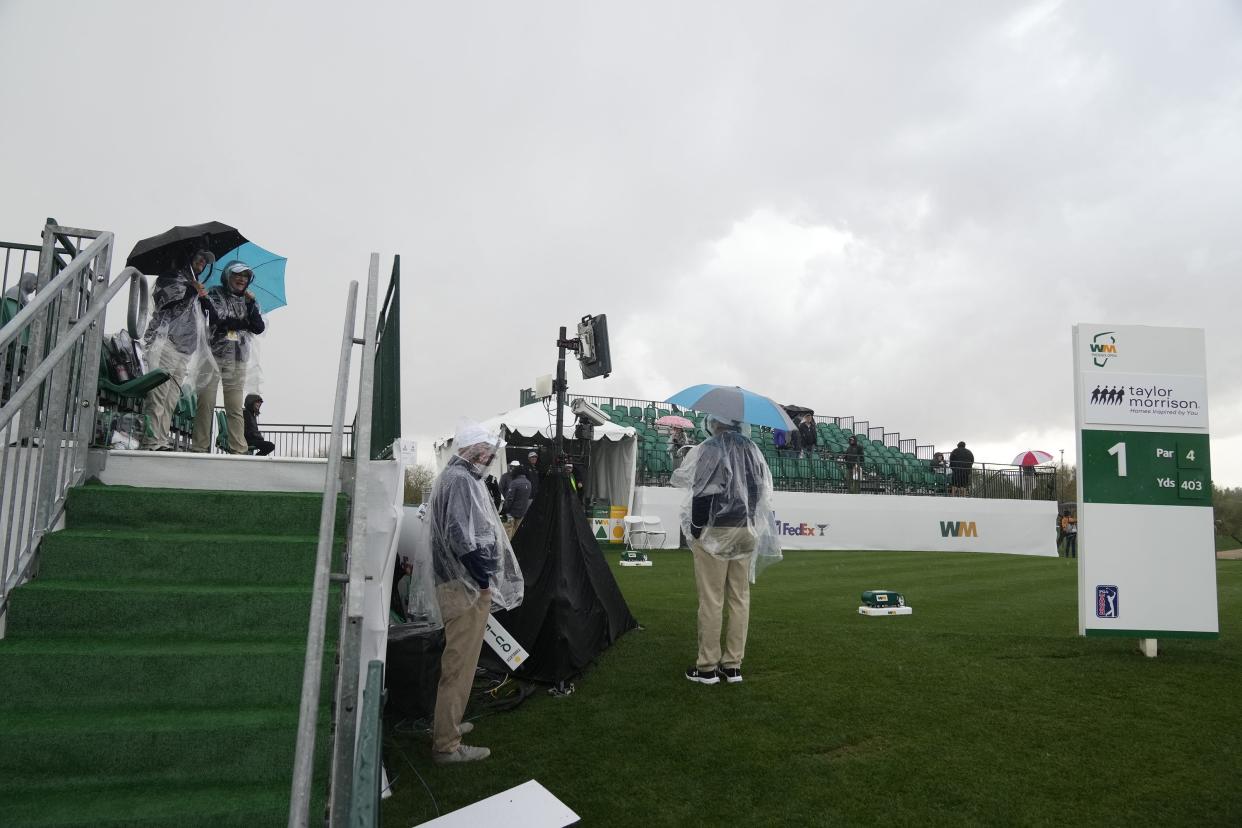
[200,410,354,458]
[635,448,1058,501]
[1,223,147,632]
[567,392,937,458]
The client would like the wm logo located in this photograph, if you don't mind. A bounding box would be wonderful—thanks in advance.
[939,520,978,538]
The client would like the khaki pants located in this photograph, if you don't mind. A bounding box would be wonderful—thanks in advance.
[503,516,523,540]
[432,584,491,754]
[192,358,247,454]
[690,527,754,671]
[138,347,189,450]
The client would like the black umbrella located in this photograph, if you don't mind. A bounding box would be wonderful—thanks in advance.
[783,404,815,417]
[126,221,248,276]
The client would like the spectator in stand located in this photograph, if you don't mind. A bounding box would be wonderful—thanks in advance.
[670,426,689,471]
[797,414,818,459]
[844,435,865,493]
[931,452,949,491]
[1060,510,1078,558]
[773,428,788,454]
[139,249,215,451]
[499,467,531,539]
[949,441,975,496]
[193,261,266,454]
[243,393,275,456]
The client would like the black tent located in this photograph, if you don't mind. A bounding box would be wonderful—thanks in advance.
[487,472,638,684]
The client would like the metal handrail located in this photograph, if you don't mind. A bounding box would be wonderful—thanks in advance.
[1,230,143,629]
[329,253,379,825]
[288,279,359,827]
[288,252,386,827]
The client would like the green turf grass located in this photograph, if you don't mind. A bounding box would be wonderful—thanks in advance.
[382,548,1241,826]
[0,483,342,827]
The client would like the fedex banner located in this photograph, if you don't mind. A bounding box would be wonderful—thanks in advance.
[631,487,1057,556]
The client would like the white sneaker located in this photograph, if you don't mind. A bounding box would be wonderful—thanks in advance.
[433,744,491,764]
[458,721,474,735]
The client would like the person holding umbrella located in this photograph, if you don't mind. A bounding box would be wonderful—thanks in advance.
[673,414,780,686]
[139,248,215,451]
[192,261,266,454]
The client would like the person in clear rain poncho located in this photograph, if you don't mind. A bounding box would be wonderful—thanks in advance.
[428,420,524,764]
[671,414,781,685]
[192,261,266,453]
[139,249,215,451]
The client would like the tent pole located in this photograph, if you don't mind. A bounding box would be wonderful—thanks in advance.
[554,325,568,461]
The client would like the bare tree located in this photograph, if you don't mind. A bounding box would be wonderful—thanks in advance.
[404,463,435,505]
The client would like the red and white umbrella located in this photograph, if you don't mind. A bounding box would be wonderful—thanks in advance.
[1012,450,1054,466]
[655,414,694,429]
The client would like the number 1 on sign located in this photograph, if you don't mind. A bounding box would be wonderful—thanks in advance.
[1107,441,1128,477]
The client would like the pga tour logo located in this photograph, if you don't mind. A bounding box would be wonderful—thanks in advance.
[1096,585,1119,619]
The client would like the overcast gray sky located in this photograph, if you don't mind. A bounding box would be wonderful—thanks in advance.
[2,0,1239,483]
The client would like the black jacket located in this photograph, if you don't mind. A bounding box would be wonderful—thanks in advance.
[844,442,865,467]
[797,420,817,447]
[243,394,264,446]
[949,447,975,469]
[204,285,265,363]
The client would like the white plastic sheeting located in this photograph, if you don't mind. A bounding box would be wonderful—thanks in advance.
[670,428,782,581]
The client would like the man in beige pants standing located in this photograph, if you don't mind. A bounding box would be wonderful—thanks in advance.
[675,415,779,685]
[427,421,515,764]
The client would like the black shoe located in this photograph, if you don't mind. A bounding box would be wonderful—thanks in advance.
[685,666,720,685]
[720,667,743,684]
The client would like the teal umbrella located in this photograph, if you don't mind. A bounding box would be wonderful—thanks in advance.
[664,384,796,430]
[203,241,287,312]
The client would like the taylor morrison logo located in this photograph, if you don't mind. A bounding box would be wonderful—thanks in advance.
[939,520,978,538]
[1089,385,1125,406]
[1090,331,1118,367]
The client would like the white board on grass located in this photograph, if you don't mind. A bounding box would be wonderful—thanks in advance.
[421,779,579,827]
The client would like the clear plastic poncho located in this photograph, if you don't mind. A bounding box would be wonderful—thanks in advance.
[141,259,217,399]
[671,422,782,582]
[427,424,524,619]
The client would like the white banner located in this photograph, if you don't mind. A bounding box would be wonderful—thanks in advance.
[631,487,1057,556]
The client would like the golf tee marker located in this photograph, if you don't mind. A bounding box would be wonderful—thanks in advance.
[1073,324,1218,645]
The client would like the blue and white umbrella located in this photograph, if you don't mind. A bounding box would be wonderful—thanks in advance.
[203,241,287,312]
[664,384,796,431]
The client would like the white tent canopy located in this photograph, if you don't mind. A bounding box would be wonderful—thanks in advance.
[434,403,638,511]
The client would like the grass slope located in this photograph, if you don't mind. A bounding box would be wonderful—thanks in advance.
[383,548,1241,827]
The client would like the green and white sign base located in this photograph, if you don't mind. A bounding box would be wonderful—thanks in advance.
[1073,324,1218,649]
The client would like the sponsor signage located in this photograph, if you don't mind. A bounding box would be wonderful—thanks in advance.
[1081,372,1208,428]
[1073,324,1217,640]
[484,614,529,669]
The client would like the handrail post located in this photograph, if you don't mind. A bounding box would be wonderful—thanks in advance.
[328,253,380,826]
[287,281,359,828]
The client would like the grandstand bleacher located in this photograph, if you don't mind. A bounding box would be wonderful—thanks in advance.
[570,394,1057,501]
